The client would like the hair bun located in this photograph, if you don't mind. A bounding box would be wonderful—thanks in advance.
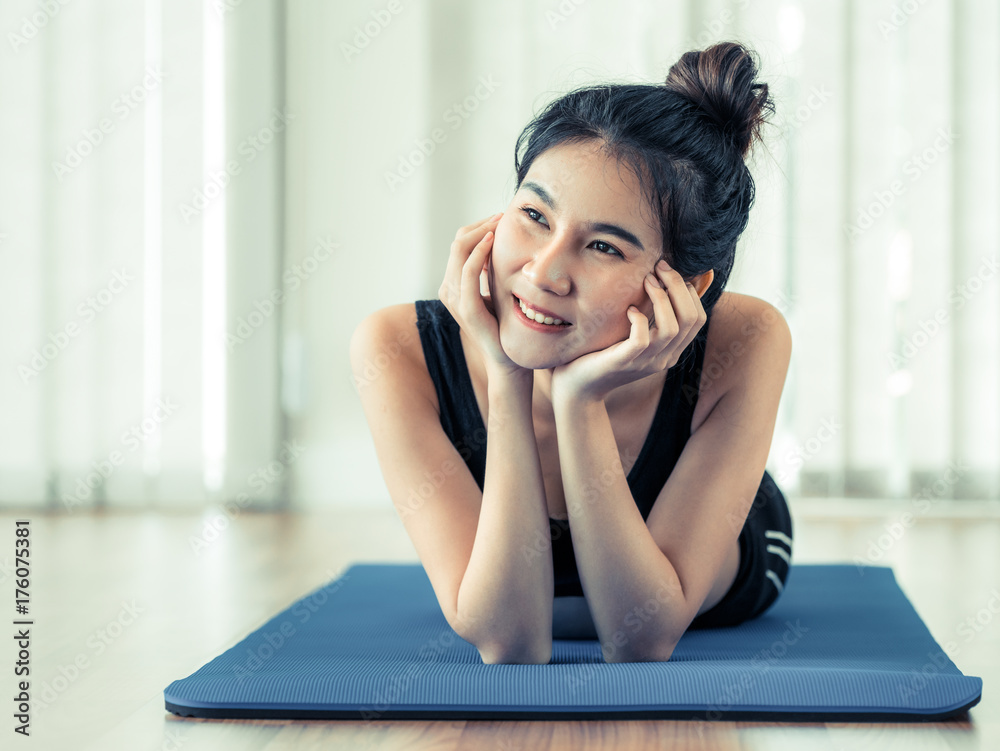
[664,41,773,158]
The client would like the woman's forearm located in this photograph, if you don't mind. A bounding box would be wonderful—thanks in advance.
[553,393,686,662]
[455,369,554,663]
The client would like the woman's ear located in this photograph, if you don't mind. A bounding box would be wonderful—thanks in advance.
[480,266,490,297]
[693,269,714,298]
[482,260,498,317]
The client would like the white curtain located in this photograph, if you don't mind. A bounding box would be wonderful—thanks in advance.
[3,0,998,510]
[306,0,999,506]
[0,0,287,509]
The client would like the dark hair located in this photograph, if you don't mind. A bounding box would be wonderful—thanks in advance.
[512,41,774,319]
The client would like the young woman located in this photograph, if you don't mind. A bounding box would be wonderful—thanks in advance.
[351,42,793,664]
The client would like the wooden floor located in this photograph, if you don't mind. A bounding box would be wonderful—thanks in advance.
[2,500,997,750]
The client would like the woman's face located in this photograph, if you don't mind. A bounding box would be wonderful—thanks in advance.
[488,140,664,370]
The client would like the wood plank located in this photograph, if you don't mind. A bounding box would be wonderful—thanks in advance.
[0,505,993,750]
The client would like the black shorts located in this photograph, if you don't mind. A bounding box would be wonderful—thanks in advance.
[686,470,793,630]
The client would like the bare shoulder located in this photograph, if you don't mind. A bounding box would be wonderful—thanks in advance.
[349,302,438,410]
[693,291,792,432]
[709,291,792,348]
[348,302,486,639]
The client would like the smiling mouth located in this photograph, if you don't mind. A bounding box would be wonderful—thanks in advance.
[513,294,572,326]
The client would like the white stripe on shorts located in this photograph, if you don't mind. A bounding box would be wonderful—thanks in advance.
[765,569,785,593]
[765,530,793,549]
[766,544,791,565]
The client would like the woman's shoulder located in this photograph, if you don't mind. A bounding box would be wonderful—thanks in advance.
[708,291,791,357]
[692,291,791,431]
[710,290,788,331]
[349,302,439,409]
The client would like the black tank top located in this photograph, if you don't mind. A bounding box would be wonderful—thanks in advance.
[414,298,711,598]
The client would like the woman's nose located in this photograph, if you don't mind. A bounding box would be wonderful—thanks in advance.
[523,240,571,295]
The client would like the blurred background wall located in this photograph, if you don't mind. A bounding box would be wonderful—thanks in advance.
[1,0,998,511]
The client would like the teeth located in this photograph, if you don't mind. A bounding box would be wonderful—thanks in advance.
[518,297,566,325]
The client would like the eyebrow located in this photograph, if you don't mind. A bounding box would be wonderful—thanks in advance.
[520,180,648,254]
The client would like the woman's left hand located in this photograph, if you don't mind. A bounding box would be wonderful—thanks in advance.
[550,260,708,405]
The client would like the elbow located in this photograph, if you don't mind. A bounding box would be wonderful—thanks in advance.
[447,609,552,664]
[603,637,678,664]
[600,597,688,663]
[477,635,553,665]
[641,642,679,663]
[450,600,553,665]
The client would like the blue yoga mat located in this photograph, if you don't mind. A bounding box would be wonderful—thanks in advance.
[164,563,981,721]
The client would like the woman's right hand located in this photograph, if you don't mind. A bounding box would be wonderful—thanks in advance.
[438,213,527,378]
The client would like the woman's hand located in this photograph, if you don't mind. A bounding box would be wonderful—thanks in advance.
[438,212,527,378]
[550,259,708,405]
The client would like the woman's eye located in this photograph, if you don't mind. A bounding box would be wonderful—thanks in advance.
[518,206,624,259]
[520,206,546,225]
[592,241,623,258]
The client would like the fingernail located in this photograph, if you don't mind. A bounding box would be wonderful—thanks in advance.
[490,211,503,221]
[657,260,667,270]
